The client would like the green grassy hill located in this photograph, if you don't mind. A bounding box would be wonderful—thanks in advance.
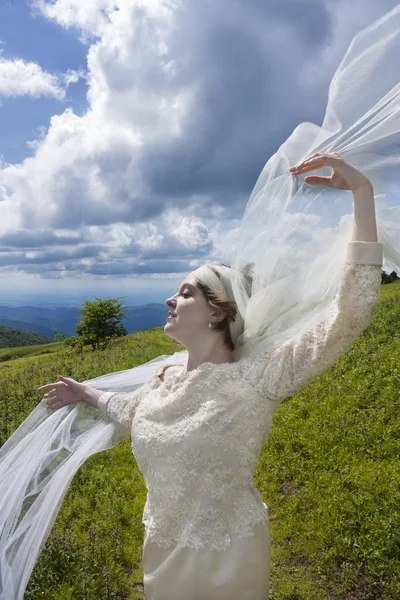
[0,325,53,349]
[0,282,399,600]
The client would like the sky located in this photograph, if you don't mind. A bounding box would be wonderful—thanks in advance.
[0,0,398,306]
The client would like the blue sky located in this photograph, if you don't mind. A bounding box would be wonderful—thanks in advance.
[0,0,88,163]
[0,0,398,306]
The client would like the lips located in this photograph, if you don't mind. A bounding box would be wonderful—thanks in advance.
[167,312,176,319]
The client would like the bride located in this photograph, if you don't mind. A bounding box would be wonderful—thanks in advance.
[36,154,382,600]
[1,5,400,600]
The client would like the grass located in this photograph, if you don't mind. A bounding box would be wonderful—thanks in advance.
[1,283,399,599]
[0,341,63,362]
[255,280,400,599]
[1,328,181,599]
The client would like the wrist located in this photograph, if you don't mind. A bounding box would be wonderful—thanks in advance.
[81,385,103,409]
[80,385,87,402]
[352,179,373,195]
[351,183,378,242]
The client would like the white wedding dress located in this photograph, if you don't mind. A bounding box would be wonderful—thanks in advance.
[96,241,382,600]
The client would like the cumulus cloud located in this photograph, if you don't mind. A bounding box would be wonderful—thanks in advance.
[1,0,398,279]
[0,54,83,100]
[32,0,119,40]
[0,211,219,277]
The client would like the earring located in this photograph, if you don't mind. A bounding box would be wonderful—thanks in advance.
[208,322,213,329]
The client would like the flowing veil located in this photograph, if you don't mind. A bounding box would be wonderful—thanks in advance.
[1,4,400,598]
[0,351,188,599]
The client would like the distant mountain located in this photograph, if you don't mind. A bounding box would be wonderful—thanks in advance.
[0,318,57,338]
[0,304,168,338]
[123,304,169,332]
[0,306,80,337]
[0,326,53,349]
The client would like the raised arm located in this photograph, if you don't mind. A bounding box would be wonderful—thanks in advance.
[246,245,381,402]
[244,154,382,402]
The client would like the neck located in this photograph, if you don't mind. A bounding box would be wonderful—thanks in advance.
[183,336,234,372]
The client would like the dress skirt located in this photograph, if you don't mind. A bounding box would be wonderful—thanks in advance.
[142,520,271,600]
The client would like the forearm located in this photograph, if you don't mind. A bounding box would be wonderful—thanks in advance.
[253,260,382,403]
[82,386,142,428]
[351,182,378,242]
[82,385,104,409]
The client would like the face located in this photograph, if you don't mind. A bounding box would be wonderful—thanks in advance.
[164,275,215,343]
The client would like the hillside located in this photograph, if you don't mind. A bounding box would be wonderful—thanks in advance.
[0,325,53,349]
[0,282,399,600]
[256,280,400,599]
[0,303,168,337]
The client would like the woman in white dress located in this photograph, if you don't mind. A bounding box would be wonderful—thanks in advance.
[37,153,382,600]
[1,6,400,599]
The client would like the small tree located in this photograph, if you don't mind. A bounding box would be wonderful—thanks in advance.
[75,297,130,350]
[381,269,399,285]
[53,328,67,343]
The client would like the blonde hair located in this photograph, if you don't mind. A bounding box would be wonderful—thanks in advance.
[192,263,253,351]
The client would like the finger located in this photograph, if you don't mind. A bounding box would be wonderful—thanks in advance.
[37,378,66,391]
[290,153,321,171]
[303,153,341,168]
[303,152,341,163]
[304,175,333,186]
[290,153,341,171]
[48,399,63,410]
[37,383,59,391]
[291,160,329,174]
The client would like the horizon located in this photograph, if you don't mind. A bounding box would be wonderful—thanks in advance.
[2,2,398,293]
[0,286,177,308]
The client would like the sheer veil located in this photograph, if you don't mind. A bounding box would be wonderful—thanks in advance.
[2,4,400,598]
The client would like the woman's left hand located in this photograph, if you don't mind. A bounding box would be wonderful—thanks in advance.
[289,152,372,192]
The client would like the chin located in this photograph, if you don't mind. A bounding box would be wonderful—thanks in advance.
[164,325,174,337]
[164,326,182,344]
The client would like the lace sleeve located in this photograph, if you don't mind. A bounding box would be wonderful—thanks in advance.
[243,242,382,403]
[97,390,142,430]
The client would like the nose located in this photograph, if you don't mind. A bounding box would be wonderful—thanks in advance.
[165,297,175,310]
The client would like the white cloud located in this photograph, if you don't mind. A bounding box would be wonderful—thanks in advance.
[0,55,82,100]
[0,0,398,281]
[32,0,119,39]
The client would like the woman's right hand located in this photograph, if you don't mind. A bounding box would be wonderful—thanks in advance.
[37,376,85,410]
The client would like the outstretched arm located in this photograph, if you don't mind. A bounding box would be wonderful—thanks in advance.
[92,358,184,428]
[93,389,143,429]
[38,378,142,430]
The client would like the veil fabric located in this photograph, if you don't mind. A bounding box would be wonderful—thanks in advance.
[2,4,400,598]
[0,351,187,599]
[228,3,400,359]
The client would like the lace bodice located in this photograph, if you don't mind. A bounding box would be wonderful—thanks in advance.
[97,242,382,552]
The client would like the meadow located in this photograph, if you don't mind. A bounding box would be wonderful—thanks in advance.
[0,282,399,599]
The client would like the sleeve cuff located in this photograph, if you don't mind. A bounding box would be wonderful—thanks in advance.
[97,391,114,419]
[346,241,383,266]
